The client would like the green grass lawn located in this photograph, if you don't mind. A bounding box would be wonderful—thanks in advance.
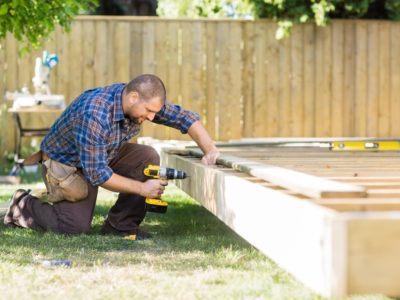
[0,181,393,300]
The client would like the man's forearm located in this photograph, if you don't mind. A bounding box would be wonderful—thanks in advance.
[188,121,217,153]
[101,173,143,195]
[100,173,168,199]
[188,120,219,165]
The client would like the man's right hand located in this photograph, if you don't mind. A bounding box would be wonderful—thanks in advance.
[101,173,168,198]
[140,179,168,198]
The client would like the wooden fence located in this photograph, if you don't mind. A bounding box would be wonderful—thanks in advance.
[1,17,400,153]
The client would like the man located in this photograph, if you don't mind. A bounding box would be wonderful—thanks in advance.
[4,74,219,238]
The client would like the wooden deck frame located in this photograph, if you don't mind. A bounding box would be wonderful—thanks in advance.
[188,149,366,199]
[162,151,400,298]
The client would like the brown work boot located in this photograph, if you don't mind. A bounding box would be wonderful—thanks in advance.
[3,189,31,226]
[100,220,152,240]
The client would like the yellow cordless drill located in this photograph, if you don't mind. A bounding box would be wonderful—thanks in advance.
[143,165,188,213]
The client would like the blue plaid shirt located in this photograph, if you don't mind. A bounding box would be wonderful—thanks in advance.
[41,83,199,186]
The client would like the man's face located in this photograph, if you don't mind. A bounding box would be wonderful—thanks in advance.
[128,93,163,125]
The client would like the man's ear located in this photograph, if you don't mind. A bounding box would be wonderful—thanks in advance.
[128,91,140,105]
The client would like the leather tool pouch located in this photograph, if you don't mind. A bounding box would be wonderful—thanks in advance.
[43,159,88,203]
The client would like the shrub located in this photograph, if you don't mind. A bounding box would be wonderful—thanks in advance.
[0,0,98,53]
[251,0,400,38]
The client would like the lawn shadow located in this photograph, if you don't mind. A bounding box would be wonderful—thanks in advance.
[94,199,252,251]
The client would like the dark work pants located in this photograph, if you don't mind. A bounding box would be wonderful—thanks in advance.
[10,143,160,234]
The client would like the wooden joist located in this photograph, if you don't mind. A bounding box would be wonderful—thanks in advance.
[162,152,400,298]
[188,149,366,199]
[163,153,347,297]
[152,138,400,298]
[313,198,400,211]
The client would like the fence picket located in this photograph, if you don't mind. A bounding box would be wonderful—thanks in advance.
[69,21,83,101]
[279,33,292,136]
[1,17,400,152]
[130,21,143,79]
[253,21,268,137]
[242,22,254,137]
[228,21,242,139]
[343,22,355,135]
[291,25,304,137]
[56,26,70,103]
[115,22,130,83]
[354,22,368,136]
[315,26,332,137]
[367,22,379,137]
[166,21,181,140]
[331,22,344,137]
[94,21,109,87]
[303,23,315,136]
[205,21,217,139]
[379,22,390,136]
[82,20,95,90]
[390,22,400,136]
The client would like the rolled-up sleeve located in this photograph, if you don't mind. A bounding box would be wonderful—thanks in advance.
[152,101,200,133]
[73,115,113,186]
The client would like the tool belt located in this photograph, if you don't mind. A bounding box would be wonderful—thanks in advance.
[24,151,89,203]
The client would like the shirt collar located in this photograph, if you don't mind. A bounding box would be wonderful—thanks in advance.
[113,84,126,122]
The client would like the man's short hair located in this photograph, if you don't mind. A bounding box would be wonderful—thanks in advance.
[126,74,166,103]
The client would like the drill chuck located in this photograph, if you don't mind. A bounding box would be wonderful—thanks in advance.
[160,168,187,180]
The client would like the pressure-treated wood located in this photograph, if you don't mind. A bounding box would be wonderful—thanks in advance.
[163,153,348,297]
[161,140,400,298]
[188,149,366,199]
[347,218,400,295]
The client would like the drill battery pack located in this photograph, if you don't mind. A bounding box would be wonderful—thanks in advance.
[145,198,168,214]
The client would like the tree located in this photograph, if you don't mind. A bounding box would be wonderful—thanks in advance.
[158,0,400,39]
[251,0,400,39]
[0,0,98,53]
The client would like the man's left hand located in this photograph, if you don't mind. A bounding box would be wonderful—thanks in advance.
[201,150,220,165]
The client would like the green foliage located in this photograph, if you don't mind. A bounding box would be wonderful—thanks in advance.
[252,0,334,38]
[251,0,400,38]
[330,0,371,18]
[252,0,399,20]
[0,0,98,53]
[386,0,400,20]
[157,0,254,18]
[158,0,399,39]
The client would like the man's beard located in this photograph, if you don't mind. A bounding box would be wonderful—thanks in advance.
[130,117,143,125]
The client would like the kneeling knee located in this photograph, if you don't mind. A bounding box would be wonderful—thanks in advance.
[144,147,160,165]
